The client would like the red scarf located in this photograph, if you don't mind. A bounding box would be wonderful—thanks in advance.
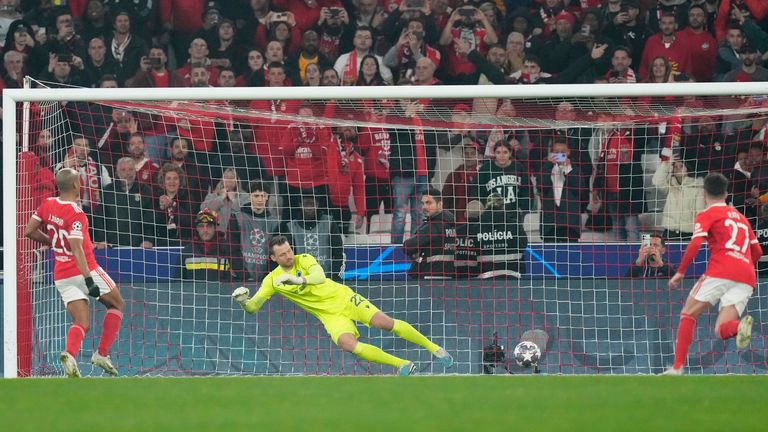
[79,158,101,208]
[413,116,428,177]
[343,50,358,85]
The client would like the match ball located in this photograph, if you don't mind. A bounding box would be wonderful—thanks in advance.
[513,341,540,368]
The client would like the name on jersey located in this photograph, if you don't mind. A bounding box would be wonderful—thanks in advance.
[477,230,516,242]
[484,175,521,191]
[725,250,750,264]
[48,215,64,226]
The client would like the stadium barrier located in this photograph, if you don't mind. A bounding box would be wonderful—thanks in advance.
[3,278,765,376]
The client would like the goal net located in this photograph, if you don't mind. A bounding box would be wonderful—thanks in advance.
[4,82,768,377]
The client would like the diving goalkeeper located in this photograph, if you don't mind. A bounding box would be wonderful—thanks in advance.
[232,235,454,375]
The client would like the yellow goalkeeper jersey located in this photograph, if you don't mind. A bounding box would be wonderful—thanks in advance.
[251,254,352,316]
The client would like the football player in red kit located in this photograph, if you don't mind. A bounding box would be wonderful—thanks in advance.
[24,168,124,377]
[665,172,760,374]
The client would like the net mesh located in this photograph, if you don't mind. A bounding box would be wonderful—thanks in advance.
[10,83,768,376]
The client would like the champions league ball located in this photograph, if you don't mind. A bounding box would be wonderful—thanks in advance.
[513,341,541,368]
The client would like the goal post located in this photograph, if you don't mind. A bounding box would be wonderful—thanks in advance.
[4,82,768,378]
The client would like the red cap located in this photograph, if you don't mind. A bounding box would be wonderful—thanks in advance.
[555,11,575,26]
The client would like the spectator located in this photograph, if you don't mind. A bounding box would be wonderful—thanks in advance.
[2,50,24,88]
[158,0,205,65]
[471,140,532,220]
[624,233,677,278]
[55,135,112,218]
[105,10,147,84]
[503,32,525,75]
[442,140,482,224]
[233,181,280,281]
[276,0,336,34]
[351,0,387,33]
[216,66,236,87]
[652,154,705,241]
[506,55,553,84]
[320,66,340,85]
[729,144,755,220]
[438,5,498,83]
[357,102,393,232]
[255,12,302,55]
[723,44,768,82]
[2,20,47,77]
[593,127,644,242]
[80,0,111,43]
[315,3,352,60]
[605,46,636,83]
[714,0,768,42]
[714,24,745,82]
[175,38,220,86]
[328,124,366,233]
[644,55,673,83]
[280,104,338,220]
[539,11,580,76]
[201,168,249,235]
[639,12,692,81]
[732,7,768,54]
[476,193,527,279]
[302,62,322,86]
[403,188,456,279]
[539,138,587,242]
[83,36,119,87]
[281,195,345,281]
[237,48,265,86]
[455,41,506,84]
[679,4,716,83]
[412,56,439,85]
[44,9,86,60]
[93,157,156,249]
[126,45,184,87]
[389,99,441,244]
[646,0,691,35]
[126,132,160,187]
[211,129,266,186]
[603,0,646,71]
[355,54,387,86]
[334,26,393,85]
[178,208,245,282]
[209,18,249,75]
[192,2,225,47]
[24,151,56,208]
[39,53,87,87]
[286,30,333,83]
[165,136,211,205]
[154,163,195,245]
[383,19,441,82]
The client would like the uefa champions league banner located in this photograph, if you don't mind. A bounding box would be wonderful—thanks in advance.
[11,279,766,376]
[52,243,711,282]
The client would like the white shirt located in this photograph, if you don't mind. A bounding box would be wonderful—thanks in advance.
[551,163,573,207]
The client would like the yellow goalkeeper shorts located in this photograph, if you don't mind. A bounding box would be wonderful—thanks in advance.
[317,292,381,344]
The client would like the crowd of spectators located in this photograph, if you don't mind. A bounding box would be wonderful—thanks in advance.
[5,0,768,282]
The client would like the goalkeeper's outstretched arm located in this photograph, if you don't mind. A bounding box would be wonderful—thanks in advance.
[232,286,271,314]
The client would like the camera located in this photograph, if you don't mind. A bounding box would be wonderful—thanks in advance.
[57,53,73,63]
[673,73,691,82]
[329,7,341,17]
[458,8,475,18]
[580,24,590,36]
[412,30,424,40]
[272,12,289,22]
[149,57,162,67]
[552,152,567,163]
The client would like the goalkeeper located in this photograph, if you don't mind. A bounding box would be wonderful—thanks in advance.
[233,235,454,375]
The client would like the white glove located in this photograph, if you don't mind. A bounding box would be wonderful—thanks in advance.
[232,286,250,305]
[275,274,305,286]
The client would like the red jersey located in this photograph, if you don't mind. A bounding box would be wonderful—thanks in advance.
[445,26,488,77]
[639,34,692,81]
[693,203,759,286]
[357,126,391,180]
[32,197,99,281]
[678,28,716,83]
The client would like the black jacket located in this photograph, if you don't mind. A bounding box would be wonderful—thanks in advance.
[539,162,587,238]
[389,117,446,179]
[93,180,156,247]
[403,210,456,279]
[178,232,245,282]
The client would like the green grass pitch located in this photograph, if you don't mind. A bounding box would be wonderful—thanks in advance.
[1,376,766,431]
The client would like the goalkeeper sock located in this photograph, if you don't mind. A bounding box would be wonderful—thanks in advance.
[392,319,440,354]
[673,313,696,369]
[717,319,739,340]
[97,309,123,356]
[352,342,408,368]
[66,324,87,358]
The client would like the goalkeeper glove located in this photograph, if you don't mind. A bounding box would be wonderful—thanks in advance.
[232,286,250,305]
[84,277,100,298]
[275,274,305,286]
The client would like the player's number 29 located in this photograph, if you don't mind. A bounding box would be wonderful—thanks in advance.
[724,219,750,254]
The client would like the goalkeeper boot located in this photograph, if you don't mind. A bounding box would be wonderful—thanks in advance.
[660,367,683,376]
[398,361,416,376]
[59,352,81,378]
[91,352,118,376]
[434,348,454,369]
[736,315,753,349]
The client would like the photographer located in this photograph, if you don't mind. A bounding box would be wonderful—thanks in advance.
[438,4,498,84]
[383,18,441,82]
[624,233,677,278]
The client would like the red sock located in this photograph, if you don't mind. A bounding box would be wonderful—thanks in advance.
[66,324,86,358]
[673,314,696,369]
[97,309,123,356]
[718,319,739,340]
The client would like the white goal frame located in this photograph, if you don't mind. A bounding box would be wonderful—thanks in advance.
[4,82,768,378]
